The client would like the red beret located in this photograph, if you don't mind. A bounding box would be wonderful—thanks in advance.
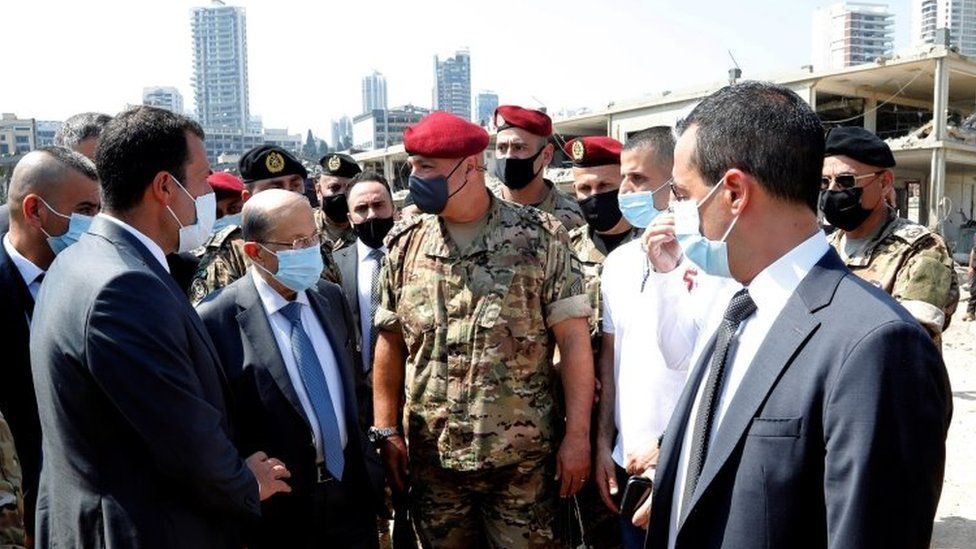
[494,105,552,137]
[564,136,622,167]
[207,171,244,199]
[404,111,489,159]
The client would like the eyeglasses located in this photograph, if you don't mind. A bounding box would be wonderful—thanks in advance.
[820,171,883,191]
[260,232,326,251]
[667,179,691,202]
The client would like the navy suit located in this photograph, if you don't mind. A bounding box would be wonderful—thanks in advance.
[646,249,952,549]
[30,216,259,548]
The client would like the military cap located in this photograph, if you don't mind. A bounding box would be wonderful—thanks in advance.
[207,171,244,200]
[404,111,489,159]
[318,152,362,178]
[564,136,623,167]
[824,127,896,168]
[238,145,307,183]
[494,105,553,137]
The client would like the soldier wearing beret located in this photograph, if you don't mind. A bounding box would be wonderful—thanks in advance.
[488,105,586,232]
[371,111,595,547]
[316,153,363,252]
[821,126,958,344]
[188,145,341,304]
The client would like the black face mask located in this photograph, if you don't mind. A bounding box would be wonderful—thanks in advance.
[493,146,545,190]
[578,189,623,233]
[819,188,872,231]
[322,194,349,224]
[353,217,395,249]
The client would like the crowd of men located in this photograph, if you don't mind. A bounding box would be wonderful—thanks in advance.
[0,79,967,549]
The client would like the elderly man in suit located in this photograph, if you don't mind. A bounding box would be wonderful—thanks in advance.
[197,189,382,548]
[30,106,290,548]
[639,82,951,548]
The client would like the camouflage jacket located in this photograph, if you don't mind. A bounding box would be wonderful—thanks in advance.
[829,212,959,337]
[375,196,590,471]
[314,208,358,252]
[0,412,25,549]
[568,225,643,339]
[188,225,342,305]
[487,177,587,233]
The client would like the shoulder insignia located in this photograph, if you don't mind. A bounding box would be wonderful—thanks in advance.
[206,225,242,248]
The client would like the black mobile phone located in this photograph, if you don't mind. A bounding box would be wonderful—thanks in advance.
[620,475,654,518]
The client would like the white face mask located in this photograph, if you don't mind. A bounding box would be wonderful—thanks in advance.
[166,174,216,253]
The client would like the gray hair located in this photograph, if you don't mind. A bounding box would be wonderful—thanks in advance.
[54,112,113,150]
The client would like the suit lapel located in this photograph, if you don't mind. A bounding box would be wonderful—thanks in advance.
[307,289,360,427]
[337,247,360,322]
[0,240,33,326]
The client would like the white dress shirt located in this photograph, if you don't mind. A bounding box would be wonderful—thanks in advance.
[666,231,829,548]
[251,269,347,462]
[356,238,386,372]
[98,213,170,273]
[3,233,45,301]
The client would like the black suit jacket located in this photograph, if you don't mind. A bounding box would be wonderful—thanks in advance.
[0,232,41,533]
[645,249,952,549]
[334,244,362,346]
[196,273,383,548]
[30,216,259,549]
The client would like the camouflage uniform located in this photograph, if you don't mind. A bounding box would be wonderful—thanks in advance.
[829,211,959,345]
[187,225,342,305]
[315,208,358,252]
[569,226,643,341]
[375,195,590,548]
[487,177,587,233]
[0,411,25,549]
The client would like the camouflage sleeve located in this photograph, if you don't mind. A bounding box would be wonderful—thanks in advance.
[0,413,25,549]
[542,226,591,327]
[374,249,402,333]
[891,238,957,333]
[189,241,250,305]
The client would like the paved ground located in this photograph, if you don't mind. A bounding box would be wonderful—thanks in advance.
[931,278,976,549]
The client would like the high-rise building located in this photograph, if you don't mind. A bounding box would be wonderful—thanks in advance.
[362,71,388,114]
[812,2,894,70]
[143,86,185,114]
[191,0,250,132]
[913,0,976,56]
[331,116,354,151]
[433,49,471,119]
[475,91,499,126]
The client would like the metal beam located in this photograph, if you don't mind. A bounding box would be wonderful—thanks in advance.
[813,81,932,111]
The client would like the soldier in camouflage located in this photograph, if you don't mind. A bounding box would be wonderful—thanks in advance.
[370,112,595,548]
[821,127,958,344]
[0,411,25,549]
[188,145,340,304]
[315,153,362,252]
[965,234,976,322]
[486,105,586,233]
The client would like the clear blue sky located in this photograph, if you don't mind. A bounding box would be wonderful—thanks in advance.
[2,0,914,141]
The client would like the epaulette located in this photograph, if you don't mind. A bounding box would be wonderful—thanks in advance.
[384,214,427,246]
[204,224,242,249]
[887,217,933,246]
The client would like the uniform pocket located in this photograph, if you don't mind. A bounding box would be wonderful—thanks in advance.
[748,417,801,438]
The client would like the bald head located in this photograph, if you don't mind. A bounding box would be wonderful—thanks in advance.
[241,189,313,244]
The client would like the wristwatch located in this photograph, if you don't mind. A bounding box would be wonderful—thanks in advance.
[368,426,401,444]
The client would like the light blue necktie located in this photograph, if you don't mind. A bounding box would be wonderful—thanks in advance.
[280,301,345,480]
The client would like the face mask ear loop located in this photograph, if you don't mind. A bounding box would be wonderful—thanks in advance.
[719,214,740,243]
[446,158,472,201]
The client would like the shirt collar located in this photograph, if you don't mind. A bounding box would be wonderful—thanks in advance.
[97,213,170,273]
[2,233,44,286]
[746,231,830,320]
[356,238,386,262]
[251,268,309,316]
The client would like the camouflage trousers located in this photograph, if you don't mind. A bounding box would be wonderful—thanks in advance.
[410,456,556,549]
[0,416,25,548]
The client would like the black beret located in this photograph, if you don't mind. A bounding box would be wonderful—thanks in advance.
[238,145,307,183]
[318,153,362,178]
[824,127,896,168]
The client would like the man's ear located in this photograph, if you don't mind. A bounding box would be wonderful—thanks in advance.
[149,171,176,207]
[21,194,44,230]
[723,168,752,216]
[242,241,262,261]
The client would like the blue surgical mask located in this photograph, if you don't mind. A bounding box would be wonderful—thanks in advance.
[618,182,670,228]
[671,179,739,279]
[407,159,468,215]
[37,197,93,254]
[211,213,242,233]
[256,244,323,292]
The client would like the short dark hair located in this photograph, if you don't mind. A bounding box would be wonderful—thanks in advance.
[54,113,113,150]
[624,126,676,168]
[676,81,824,211]
[347,171,393,201]
[39,146,98,181]
[96,106,205,213]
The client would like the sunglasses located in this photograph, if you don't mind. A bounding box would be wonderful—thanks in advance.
[820,171,883,191]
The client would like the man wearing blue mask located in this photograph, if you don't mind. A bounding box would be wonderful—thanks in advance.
[0,147,100,544]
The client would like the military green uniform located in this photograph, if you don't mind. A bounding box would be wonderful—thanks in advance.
[487,177,587,233]
[188,225,342,305]
[828,211,959,344]
[314,208,358,252]
[375,196,590,547]
[569,225,642,340]
[0,412,25,549]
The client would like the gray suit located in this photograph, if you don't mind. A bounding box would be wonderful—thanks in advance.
[646,249,951,549]
[30,216,259,548]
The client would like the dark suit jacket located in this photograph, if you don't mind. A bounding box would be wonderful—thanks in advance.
[30,216,259,549]
[0,232,41,534]
[196,274,384,549]
[334,243,363,347]
[646,249,952,549]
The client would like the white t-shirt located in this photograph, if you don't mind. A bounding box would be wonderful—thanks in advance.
[602,239,694,467]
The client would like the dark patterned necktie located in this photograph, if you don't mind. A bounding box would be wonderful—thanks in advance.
[365,248,384,372]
